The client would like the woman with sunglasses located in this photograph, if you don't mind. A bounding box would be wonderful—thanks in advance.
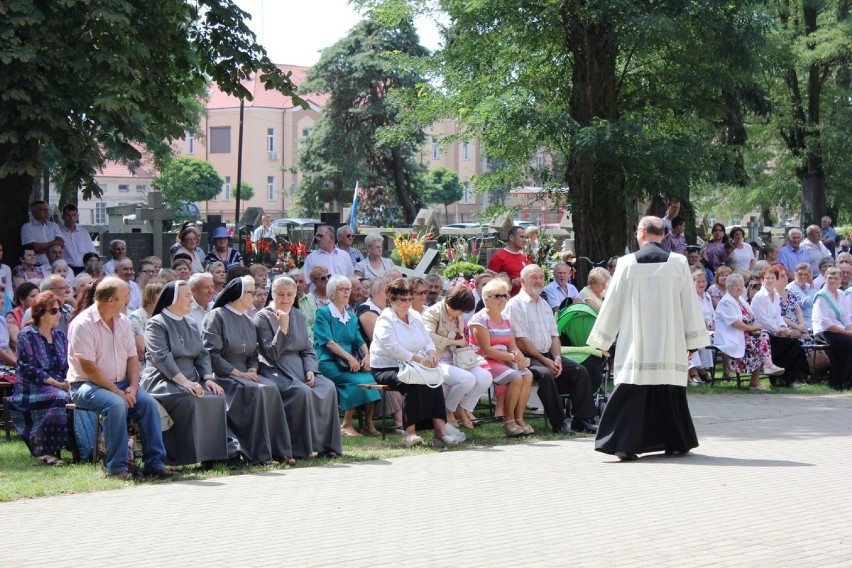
[8,292,71,466]
[203,276,294,466]
[308,266,331,308]
[468,279,534,436]
[370,278,462,448]
[408,276,429,314]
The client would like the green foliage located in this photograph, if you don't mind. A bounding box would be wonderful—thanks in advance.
[153,157,222,209]
[423,167,464,215]
[231,182,254,201]
[293,17,429,223]
[442,262,485,280]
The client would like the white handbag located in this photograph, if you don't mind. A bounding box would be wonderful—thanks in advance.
[451,346,479,370]
[397,361,444,388]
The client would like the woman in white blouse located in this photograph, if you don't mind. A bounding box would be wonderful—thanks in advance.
[728,226,755,272]
[370,278,463,449]
[750,267,809,387]
[714,273,785,390]
[688,268,715,385]
[354,234,397,280]
[813,267,852,389]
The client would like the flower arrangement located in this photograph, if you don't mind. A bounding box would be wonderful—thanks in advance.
[243,236,274,266]
[391,232,431,269]
[273,237,308,271]
[443,261,486,281]
[438,237,482,265]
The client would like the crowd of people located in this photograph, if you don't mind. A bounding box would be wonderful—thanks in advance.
[3,199,851,474]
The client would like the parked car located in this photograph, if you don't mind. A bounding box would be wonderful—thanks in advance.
[270,218,320,237]
[438,223,499,237]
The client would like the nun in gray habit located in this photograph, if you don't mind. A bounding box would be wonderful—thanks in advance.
[255,276,343,457]
[140,280,229,466]
[202,276,295,466]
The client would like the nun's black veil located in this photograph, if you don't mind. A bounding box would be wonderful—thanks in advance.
[152,280,181,317]
[213,277,244,309]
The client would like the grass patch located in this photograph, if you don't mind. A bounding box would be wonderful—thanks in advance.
[0,412,576,503]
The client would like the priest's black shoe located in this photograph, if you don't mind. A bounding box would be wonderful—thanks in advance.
[553,422,574,435]
[571,419,598,434]
[615,452,638,462]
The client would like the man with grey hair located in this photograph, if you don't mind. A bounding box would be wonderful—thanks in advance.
[73,271,93,300]
[336,225,364,266]
[303,225,353,291]
[187,272,214,331]
[821,215,837,256]
[103,239,127,276]
[542,262,580,311]
[115,257,141,311]
[778,228,808,275]
[424,274,444,307]
[588,216,709,461]
[802,224,832,274]
[289,268,316,337]
[814,256,835,289]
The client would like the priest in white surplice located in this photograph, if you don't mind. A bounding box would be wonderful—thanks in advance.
[587,216,710,461]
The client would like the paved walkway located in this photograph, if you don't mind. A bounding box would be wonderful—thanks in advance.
[3,393,851,567]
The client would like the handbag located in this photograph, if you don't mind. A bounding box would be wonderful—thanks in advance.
[451,346,479,370]
[397,361,444,388]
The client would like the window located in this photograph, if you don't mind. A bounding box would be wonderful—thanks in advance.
[223,176,231,201]
[462,185,472,205]
[302,128,312,138]
[267,176,275,201]
[209,126,231,153]
[118,184,129,193]
[136,184,147,193]
[95,202,107,224]
[463,142,471,161]
[267,128,276,153]
[432,137,440,159]
[186,132,195,154]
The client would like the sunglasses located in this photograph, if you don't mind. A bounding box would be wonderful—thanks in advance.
[315,275,329,282]
[414,290,428,296]
[395,297,413,303]
[491,294,509,300]
[48,307,61,315]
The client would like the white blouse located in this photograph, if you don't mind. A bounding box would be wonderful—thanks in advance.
[750,287,787,334]
[812,289,852,334]
[714,293,749,359]
[370,307,436,369]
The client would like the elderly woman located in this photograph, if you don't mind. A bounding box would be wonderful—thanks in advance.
[127,280,165,370]
[579,267,609,311]
[423,285,493,430]
[8,292,71,466]
[204,226,242,269]
[409,276,429,314]
[314,275,381,437]
[688,268,715,385]
[356,277,404,433]
[707,266,732,309]
[255,276,343,458]
[370,278,462,448]
[203,276,294,466]
[51,259,71,285]
[773,264,812,342]
[171,258,192,281]
[6,282,40,352]
[174,223,205,274]
[468,279,534,437]
[751,266,809,387]
[308,265,330,308]
[787,263,817,329]
[813,267,852,389]
[141,281,229,466]
[207,261,227,302]
[714,273,785,390]
[354,234,396,279]
[728,226,755,272]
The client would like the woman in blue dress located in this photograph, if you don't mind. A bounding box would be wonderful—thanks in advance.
[313,275,380,437]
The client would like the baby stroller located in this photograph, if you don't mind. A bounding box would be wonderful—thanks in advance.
[556,302,610,417]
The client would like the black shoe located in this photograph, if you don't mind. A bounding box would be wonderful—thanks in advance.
[571,419,598,434]
[665,449,689,456]
[554,422,574,435]
[615,451,638,462]
[145,467,177,479]
[107,470,133,481]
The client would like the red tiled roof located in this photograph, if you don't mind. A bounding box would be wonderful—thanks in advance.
[207,64,329,110]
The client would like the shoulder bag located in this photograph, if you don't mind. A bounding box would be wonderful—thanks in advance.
[450,346,479,370]
[397,361,444,388]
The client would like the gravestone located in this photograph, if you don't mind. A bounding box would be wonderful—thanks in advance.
[399,248,440,278]
[492,212,514,239]
[139,191,175,264]
[240,207,264,235]
[100,231,153,265]
[412,208,439,235]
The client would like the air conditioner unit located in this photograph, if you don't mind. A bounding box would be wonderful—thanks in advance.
[268,151,279,160]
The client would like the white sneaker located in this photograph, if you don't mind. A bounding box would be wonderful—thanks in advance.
[434,435,460,449]
[763,364,785,376]
[444,423,467,442]
[404,433,423,448]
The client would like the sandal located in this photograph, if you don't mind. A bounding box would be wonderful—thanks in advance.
[360,426,381,437]
[503,419,524,438]
[341,426,361,437]
[37,455,67,467]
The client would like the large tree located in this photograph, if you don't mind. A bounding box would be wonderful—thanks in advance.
[153,156,222,209]
[293,17,429,223]
[0,0,303,259]
[360,0,764,262]
[423,166,464,220]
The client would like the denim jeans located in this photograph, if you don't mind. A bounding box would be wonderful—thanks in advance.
[71,380,166,475]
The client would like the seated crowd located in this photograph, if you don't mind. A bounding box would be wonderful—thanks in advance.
[2,203,851,476]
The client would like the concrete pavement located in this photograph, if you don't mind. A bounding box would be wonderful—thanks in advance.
[2,392,851,567]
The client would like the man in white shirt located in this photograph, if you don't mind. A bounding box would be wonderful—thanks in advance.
[504,264,598,435]
[59,204,96,274]
[303,225,353,290]
[20,200,64,268]
[103,240,127,276]
[802,224,832,274]
[187,272,214,331]
[542,262,581,312]
[115,257,141,311]
[251,214,276,241]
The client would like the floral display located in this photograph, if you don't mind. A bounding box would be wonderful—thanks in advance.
[391,232,431,269]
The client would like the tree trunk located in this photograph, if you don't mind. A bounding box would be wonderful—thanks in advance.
[390,147,418,223]
[564,14,630,277]
[0,171,38,264]
[801,173,826,227]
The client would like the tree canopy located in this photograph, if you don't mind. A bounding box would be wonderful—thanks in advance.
[0,0,303,258]
[153,156,222,209]
[293,17,429,224]
[423,167,464,218]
